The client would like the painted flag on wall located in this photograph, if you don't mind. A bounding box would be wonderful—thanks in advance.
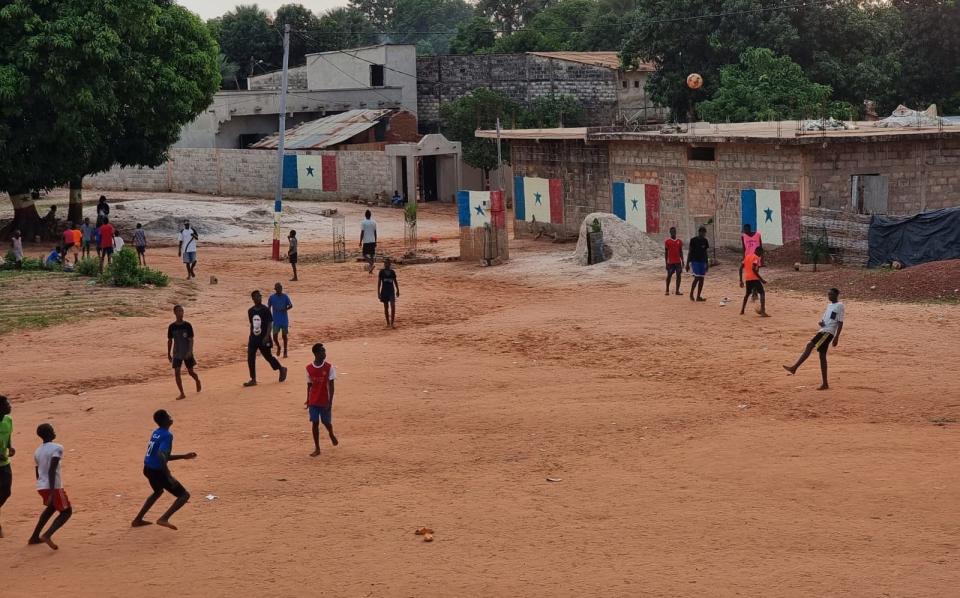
[740,189,801,246]
[282,154,338,192]
[612,182,660,233]
[514,176,563,224]
[457,190,492,228]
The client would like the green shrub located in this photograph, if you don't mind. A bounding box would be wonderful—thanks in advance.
[100,247,169,287]
[139,267,169,287]
[75,256,99,277]
[802,232,831,270]
[1,250,43,271]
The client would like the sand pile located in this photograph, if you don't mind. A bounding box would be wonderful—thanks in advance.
[570,212,662,266]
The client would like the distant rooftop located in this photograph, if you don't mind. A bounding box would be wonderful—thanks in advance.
[252,109,393,150]
[526,51,654,72]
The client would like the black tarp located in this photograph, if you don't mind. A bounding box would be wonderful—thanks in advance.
[868,207,960,268]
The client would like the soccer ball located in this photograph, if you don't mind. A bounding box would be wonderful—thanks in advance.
[687,73,703,90]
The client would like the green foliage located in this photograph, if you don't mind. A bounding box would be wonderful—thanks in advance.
[75,256,99,277]
[348,0,395,29]
[590,218,602,234]
[696,48,833,122]
[389,0,474,55]
[404,201,418,224]
[519,95,585,128]
[895,0,960,114]
[491,30,555,53]
[802,231,831,266]
[215,4,277,74]
[1,251,40,271]
[476,0,548,34]
[101,248,169,287]
[441,89,522,174]
[275,4,322,65]
[450,16,496,54]
[316,8,378,51]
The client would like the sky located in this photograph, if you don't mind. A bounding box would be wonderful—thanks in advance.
[178,0,347,20]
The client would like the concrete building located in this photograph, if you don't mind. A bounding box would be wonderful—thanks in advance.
[478,121,960,263]
[416,52,667,133]
[177,44,418,149]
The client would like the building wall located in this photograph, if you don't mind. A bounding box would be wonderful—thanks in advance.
[305,45,418,116]
[802,207,870,265]
[86,149,395,201]
[246,66,309,91]
[417,54,619,132]
[616,71,668,123]
[804,137,960,214]
[510,139,610,238]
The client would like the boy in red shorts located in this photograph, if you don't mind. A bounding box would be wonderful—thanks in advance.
[305,343,338,457]
[664,226,684,296]
[29,423,72,550]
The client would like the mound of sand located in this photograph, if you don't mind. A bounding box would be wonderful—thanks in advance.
[570,212,663,266]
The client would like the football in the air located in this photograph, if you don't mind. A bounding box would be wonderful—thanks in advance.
[687,73,703,90]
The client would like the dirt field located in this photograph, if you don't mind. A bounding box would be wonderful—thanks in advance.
[2,194,959,597]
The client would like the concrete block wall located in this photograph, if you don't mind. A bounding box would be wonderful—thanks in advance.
[417,54,619,131]
[802,207,870,265]
[805,137,960,214]
[87,149,394,202]
[510,139,610,239]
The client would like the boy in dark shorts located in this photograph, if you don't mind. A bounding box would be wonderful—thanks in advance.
[132,410,197,530]
[305,343,338,457]
[133,223,147,266]
[784,288,845,390]
[97,217,115,274]
[244,290,287,387]
[739,246,769,316]
[686,226,710,301]
[268,282,293,358]
[80,217,95,259]
[360,210,377,274]
[29,423,72,550]
[288,230,299,281]
[378,257,399,328]
[0,396,14,538]
[664,227,684,296]
[168,305,202,400]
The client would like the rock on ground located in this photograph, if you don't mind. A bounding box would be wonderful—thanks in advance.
[570,212,662,266]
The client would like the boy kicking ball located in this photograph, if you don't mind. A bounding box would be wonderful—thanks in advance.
[29,424,72,550]
[784,287,845,390]
[132,410,197,530]
[305,343,338,457]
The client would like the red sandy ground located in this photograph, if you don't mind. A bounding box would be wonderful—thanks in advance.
[1,204,959,597]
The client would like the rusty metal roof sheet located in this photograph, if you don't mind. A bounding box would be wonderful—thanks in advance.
[474,127,588,141]
[526,52,655,72]
[251,109,392,150]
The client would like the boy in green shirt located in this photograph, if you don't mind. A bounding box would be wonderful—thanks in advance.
[0,395,15,538]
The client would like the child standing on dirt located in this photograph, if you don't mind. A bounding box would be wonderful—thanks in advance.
[739,246,769,317]
[783,288,844,390]
[168,305,202,400]
[360,210,377,274]
[81,217,95,259]
[97,217,115,274]
[305,343,338,457]
[10,229,23,269]
[664,227,684,296]
[268,282,293,359]
[132,409,197,530]
[29,423,72,550]
[288,230,299,282]
[686,226,710,302]
[133,223,147,266]
[378,257,399,328]
[0,396,14,539]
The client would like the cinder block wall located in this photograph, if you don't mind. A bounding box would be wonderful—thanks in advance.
[802,207,870,265]
[86,149,394,202]
[417,54,619,132]
[805,137,960,214]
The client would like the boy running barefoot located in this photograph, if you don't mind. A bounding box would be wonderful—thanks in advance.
[168,305,202,400]
[132,410,197,530]
[29,424,72,550]
[739,246,769,317]
[686,226,710,301]
[268,283,293,358]
[784,288,845,390]
[0,396,14,538]
[288,230,299,281]
[305,343,338,457]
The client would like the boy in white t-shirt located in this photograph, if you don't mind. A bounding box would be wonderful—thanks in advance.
[783,288,845,390]
[178,221,199,280]
[29,423,73,550]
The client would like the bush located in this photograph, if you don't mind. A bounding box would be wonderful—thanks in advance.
[1,250,44,271]
[100,247,168,287]
[75,256,99,277]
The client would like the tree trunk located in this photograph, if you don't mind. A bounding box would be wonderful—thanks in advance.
[2,192,43,241]
[68,177,84,225]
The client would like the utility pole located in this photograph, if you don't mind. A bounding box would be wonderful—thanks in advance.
[495,117,503,192]
[272,23,291,261]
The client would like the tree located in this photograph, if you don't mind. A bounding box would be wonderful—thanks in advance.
[215,4,278,82]
[219,53,242,90]
[315,7,378,51]
[894,0,960,114]
[348,0,395,29]
[450,16,496,54]
[441,89,522,185]
[696,48,838,123]
[526,0,596,51]
[490,29,555,53]
[275,4,322,66]
[0,0,220,236]
[476,0,551,34]
[390,0,474,55]
[519,95,585,128]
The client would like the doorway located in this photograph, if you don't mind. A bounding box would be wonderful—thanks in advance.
[421,155,439,202]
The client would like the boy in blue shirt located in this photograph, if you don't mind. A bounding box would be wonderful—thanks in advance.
[132,410,197,530]
[268,282,293,359]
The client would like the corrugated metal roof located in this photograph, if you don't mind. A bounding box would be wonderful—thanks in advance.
[526,52,655,72]
[475,127,588,140]
[251,109,392,150]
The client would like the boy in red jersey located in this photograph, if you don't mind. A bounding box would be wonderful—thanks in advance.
[305,343,338,457]
[664,226,684,296]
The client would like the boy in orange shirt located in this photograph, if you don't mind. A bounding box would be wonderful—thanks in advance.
[739,246,769,316]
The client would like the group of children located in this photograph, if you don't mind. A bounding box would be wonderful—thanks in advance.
[663,223,846,390]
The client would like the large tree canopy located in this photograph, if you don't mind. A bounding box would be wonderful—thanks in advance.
[895,0,960,113]
[441,88,522,180]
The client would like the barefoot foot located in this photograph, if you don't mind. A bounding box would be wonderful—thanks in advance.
[156,519,178,531]
[175,394,186,400]
[41,535,58,550]
[310,449,321,457]
[195,378,202,393]
[330,434,339,446]
[131,519,153,528]
[782,365,796,375]
[817,384,829,391]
